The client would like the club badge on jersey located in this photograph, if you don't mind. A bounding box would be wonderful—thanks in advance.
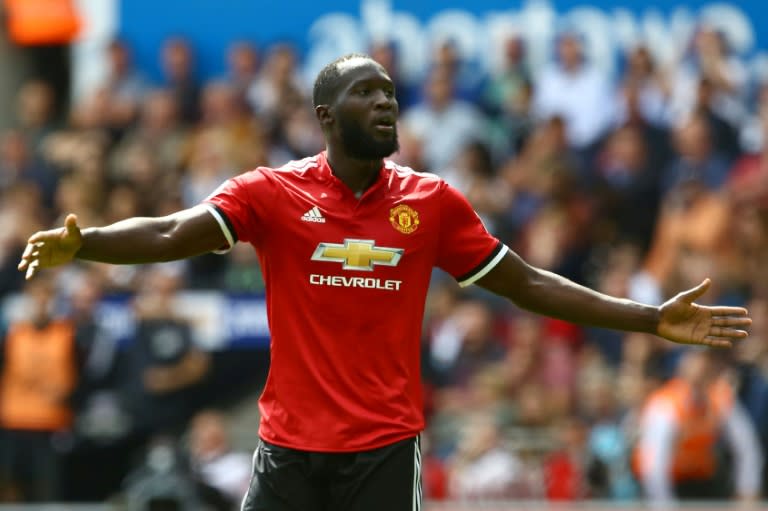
[389,204,419,234]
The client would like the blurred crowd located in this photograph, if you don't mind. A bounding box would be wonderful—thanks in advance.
[1,23,768,508]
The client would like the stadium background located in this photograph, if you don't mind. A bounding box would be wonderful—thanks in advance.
[0,0,768,509]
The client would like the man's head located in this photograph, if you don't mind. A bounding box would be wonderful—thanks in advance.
[677,349,719,391]
[313,54,399,160]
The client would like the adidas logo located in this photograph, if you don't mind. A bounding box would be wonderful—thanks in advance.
[301,206,326,223]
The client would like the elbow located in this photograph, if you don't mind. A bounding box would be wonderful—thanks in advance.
[153,219,186,262]
[156,236,180,261]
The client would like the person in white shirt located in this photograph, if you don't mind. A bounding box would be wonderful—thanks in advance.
[401,66,487,173]
[533,32,615,150]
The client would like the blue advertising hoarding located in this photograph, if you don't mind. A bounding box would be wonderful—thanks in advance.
[118,0,768,85]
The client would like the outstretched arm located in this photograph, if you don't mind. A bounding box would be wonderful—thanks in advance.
[17,205,228,279]
[477,249,750,347]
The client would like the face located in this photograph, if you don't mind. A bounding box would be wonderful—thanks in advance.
[558,35,582,69]
[323,59,399,160]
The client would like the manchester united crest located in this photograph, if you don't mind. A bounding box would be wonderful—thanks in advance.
[389,204,420,234]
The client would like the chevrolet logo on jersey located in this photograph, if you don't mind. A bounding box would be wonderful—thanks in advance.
[311,239,403,271]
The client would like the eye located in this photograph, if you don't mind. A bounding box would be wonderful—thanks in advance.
[356,88,370,96]
[384,88,395,98]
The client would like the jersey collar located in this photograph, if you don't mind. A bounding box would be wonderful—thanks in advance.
[317,151,389,201]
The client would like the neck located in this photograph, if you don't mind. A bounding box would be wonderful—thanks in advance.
[325,146,383,196]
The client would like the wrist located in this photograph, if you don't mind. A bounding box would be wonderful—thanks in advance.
[647,305,662,335]
[73,227,95,260]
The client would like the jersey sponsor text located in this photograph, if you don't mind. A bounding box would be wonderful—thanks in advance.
[310,273,402,291]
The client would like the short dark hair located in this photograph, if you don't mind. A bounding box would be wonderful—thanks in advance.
[312,53,373,107]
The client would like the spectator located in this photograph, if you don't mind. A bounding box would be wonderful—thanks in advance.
[634,349,763,504]
[728,84,768,207]
[0,275,86,502]
[441,141,510,236]
[197,80,267,171]
[446,411,523,500]
[0,129,58,207]
[691,77,741,160]
[501,115,584,236]
[427,299,506,389]
[186,409,252,510]
[732,296,768,496]
[121,267,211,439]
[181,129,237,210]
[739,81,768,154]
[668,25,747,129]
[578,368,639,499]
[590,125,661,250]
[86,39,150,135]
[482,35,530,120]
[543,416,603,500]
[533,32,615,152]
[221,242,265,294]
[224,41,260,107]
[122,436,201,511]
[14,80,60,157]
[661,113,732,195]
[246,43,305,130]
[429,39,483,102]
[160,37,202,124]
[59,271,136,502]
[271,101,325,162]
[614,81,674,174]
[402,65,488,172]
[110,89,190,186]
[615,45,669,128]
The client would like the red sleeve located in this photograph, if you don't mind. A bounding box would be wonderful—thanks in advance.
[202,168,274,248]
[435,183,506,287]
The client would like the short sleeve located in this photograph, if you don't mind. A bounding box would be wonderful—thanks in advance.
[435,183,507,287]
[203,169,273,249]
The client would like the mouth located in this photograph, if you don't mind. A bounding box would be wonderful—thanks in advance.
[373,117,396,133]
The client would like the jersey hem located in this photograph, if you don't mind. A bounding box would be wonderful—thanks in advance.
[456,242,507,287]
[258,430,422,453]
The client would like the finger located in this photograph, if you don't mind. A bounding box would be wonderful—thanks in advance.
[707,306,749,316]
[702,337,733,349]
[709,327,749,338]
[677,278,711,304]
[64,214,79,235]
[27,227,53,242]
[25,259,39,280]
[21,242,38,260]
[712,317,752,327]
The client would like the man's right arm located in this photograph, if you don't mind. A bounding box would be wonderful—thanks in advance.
[18,205,229,279]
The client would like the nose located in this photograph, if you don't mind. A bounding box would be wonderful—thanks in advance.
[373,90,395,110]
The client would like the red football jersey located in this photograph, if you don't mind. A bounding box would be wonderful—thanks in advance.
[204,152,506,452]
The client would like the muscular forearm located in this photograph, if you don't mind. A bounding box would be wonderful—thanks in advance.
[480,251,660,333]
[514,266,659,333]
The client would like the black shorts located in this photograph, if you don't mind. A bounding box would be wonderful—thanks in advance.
[241,436,422,511]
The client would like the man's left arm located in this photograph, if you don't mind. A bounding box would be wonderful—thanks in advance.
[476,249,750,347]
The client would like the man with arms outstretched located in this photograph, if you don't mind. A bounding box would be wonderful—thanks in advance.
[18,54,750,511]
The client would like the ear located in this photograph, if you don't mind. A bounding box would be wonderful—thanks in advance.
[315,104,333,130]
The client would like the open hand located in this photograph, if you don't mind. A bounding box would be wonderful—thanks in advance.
[657,278,751,348]
[17,214,82,280]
